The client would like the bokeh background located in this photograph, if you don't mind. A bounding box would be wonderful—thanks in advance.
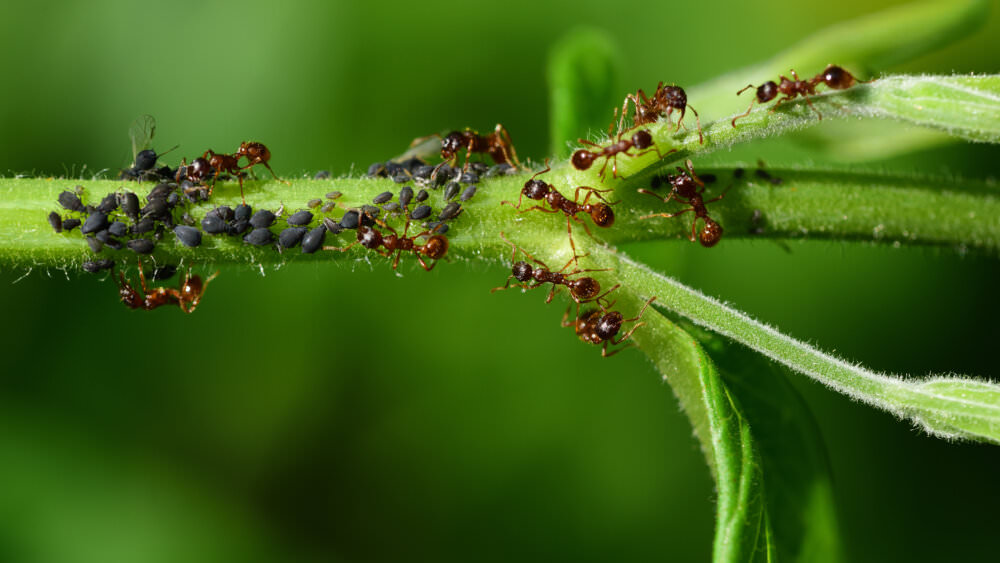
[1,0,999,561]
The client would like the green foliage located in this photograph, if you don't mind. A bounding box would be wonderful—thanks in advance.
[3,0,998,561]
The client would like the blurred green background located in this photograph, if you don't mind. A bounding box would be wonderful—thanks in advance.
[1,0,999,561]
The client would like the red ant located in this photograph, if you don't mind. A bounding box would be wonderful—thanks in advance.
[731,64,866,127]
[500,161,618,261]
[571,129,673,179]
[617,83,703,144]
[638,159,725,248]
[431,124,522,172]
[562,296,656,357]
[118,260,218,313]
[491,232,619,307]
[202,149,247,202]
[236,141,287,183]
[324,212,448,271]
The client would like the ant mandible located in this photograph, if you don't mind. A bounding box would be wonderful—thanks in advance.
[731,64,866,127]
[118,260,219,313]
[638,159,725,248]
[571,129,673,179]
[617,83,703,144]
[491,232,619,307]
[562,296,656,357]
[324,211,448,271]
[500,161,618,261]
[439,124,522,172]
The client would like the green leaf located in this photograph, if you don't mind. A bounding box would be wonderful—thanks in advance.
[691,322,843,563]
[623,294,776,562]
[547,28,622,158]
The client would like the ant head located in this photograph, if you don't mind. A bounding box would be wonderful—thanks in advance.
[757,81,779,103]
[671,172,700,197]
[423,235,448,260]
[821,65,856,90]
[632,130,654,150]
[699,219,723,248]
[236,142,251,157]
[523,179,549,200]
[441,132,464,158]
[595,312,624,341]
[571,149,596,170]
[189,157,210,180]
[512,261,533,282]
[358,226,383,249]
[660,85,687,108]
[590,204,615,228]
[570,277,600,300]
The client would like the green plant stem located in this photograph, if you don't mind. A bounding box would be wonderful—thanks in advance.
[7,161,997,271]
[599,247,1000,443]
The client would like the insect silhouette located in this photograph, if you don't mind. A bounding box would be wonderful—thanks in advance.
[324,211,448,271]
[731,64,867,126]
[491,232,619,307]
[562,296,656,357]
[118,260,218,313]
[501,161,618,261]
[617,83,703,144]
[638,159,726,247]
[571,130,671,179]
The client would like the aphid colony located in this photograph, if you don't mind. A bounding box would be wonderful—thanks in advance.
[49,64,866,355]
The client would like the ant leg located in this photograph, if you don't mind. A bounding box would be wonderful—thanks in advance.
[260,161,291,185]
[575,185,618,205]
[689,217,699,242]
[417,253,437,271]
[560,305,576,328]
[499,192,527,210]
[566,216,581,267]
[688,105,704,144]
[731,100,756,127]
[592,283,621,311]
[618,297,656,331]
[136,258,150,294]
[490,274,519,294]
[636,188,676,205]
[601,340,635,358]
[802,95,823,120]
[544,285,560,304]
[703,185,731,205]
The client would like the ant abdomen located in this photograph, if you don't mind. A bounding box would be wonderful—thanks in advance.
[571,150,597,170]
[423,235,448,260]
[570,277,601,301]
[818,64,856,90]
[590,204,615,228]
[699,219,723,248]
